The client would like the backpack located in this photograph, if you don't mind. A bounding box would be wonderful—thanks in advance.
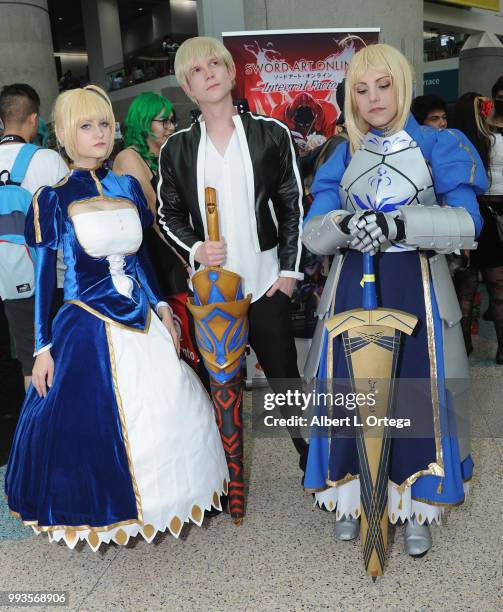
[0,144,39,300]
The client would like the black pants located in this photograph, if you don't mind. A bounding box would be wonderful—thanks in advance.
[0,299,24,418]
[248,290,299,379]
[248,290,308,468]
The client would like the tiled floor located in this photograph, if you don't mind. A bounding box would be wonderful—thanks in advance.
[1,331,502,611]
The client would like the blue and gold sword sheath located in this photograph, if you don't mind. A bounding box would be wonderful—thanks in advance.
[325,253,417,578]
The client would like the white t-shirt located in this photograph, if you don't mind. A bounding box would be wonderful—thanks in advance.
[204,131,279,302]
[487,132,503,196]
[0,144,69,287]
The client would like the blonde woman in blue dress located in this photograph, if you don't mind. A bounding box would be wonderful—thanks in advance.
[5,85,229,551]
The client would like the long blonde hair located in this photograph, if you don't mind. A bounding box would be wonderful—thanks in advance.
[344,44,414,153]
[53,85,115,162]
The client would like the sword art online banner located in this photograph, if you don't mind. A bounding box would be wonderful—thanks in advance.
[223,28,379,340]
[222,28,380,152]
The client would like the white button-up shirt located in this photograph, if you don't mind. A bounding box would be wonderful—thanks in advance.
[204,130,279,302]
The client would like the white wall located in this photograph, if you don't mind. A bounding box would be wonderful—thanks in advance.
[197,0,245,39]
[98,0,123,68]
[0,0,59,117]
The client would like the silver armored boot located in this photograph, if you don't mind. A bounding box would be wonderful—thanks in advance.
[334,515,360,541]
[404,517,432,557]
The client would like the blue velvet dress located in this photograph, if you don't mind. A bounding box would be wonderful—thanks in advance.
[303,116,487,523]
[5,167,228,550]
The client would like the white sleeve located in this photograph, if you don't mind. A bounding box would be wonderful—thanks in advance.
[23,149,69,195]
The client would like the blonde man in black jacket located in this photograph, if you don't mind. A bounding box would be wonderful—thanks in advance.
[157,36,308,471]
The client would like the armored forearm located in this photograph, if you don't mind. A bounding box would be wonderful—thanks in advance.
[397,205,477,253]
[302,210,353,255]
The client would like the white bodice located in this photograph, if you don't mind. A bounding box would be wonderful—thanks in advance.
[72,209,143,298]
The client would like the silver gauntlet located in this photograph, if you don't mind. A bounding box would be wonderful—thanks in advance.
[397,205,477,253]
[302,210,353,255]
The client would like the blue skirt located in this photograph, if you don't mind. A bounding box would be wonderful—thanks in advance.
[305,250,473,505]
[5,304,139,527]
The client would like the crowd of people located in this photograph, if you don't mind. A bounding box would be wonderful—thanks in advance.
[411,85,503,362]
[0,36,500,569]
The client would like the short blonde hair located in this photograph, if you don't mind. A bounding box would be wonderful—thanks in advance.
[53,85,115,162]
[344,44,414,153]
[175,36,235,100]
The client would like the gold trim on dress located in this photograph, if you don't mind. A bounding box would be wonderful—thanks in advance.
[8,507,141,533]
[65,300,151,334]
[326,472,359,487]
[8,481,231,536]
[325,252,346,485]
[105,321,144,522]
[91,169,104,196]
[320,252,445,496]
[303,485,331,494]
[53,173,71,188]
[387,253,446,496]
[33,189,42,243]
[411,495,465,508]
[70,164,103,171]
[446,129,476,185]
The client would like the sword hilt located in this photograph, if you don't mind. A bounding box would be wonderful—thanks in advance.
[205,186,220,242]
[362,253,377,311]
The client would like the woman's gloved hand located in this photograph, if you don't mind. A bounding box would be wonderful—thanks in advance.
[349,210,406,254]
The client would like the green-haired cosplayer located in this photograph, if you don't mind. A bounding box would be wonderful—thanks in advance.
[114,92,187,299]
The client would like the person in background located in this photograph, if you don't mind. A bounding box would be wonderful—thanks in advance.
[0,84,68,392]
[412,93,472,289]
[452,91,503,363]
[301,79,348,200]
[144,63,158,81]
[112,93,204,376]
[114,93,185,297]
[34,117,49,147]
[132,65,145,84]
[490,76,503,130]
[58,70,80,92]
[411,94,448,129]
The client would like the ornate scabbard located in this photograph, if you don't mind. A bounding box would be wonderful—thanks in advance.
[325,254,418,578]
[186,187,251,524]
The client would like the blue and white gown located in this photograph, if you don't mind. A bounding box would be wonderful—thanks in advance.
[303,115,487,526]
[5,167,229,551]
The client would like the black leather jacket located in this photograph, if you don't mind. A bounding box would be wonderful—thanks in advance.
[157,110,304,278]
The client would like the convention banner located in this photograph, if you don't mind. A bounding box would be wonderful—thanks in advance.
[223,28,379,153]
[223,28,379,338]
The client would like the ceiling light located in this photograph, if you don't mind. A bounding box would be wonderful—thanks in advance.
[58,17,63,21]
